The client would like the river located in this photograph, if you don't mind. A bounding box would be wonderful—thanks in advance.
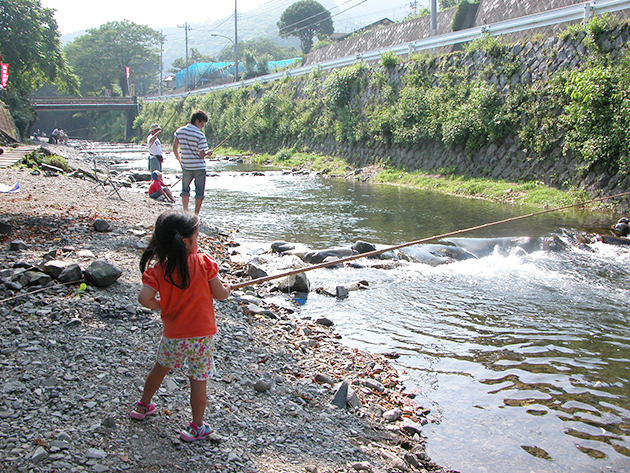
[105,144,629,473]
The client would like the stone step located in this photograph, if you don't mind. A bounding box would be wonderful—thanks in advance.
[0,145,40,168]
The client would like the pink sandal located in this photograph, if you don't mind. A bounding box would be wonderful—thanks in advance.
[130,401,157,420]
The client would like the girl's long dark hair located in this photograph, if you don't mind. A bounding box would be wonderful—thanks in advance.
[140,210,199,289]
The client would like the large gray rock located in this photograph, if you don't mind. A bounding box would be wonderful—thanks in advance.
[93,219,111,232]
[331,381,349,408]
[24,271,52,287]
[41,260,75,279]
[58,264,83,283]
[84,259,122,287]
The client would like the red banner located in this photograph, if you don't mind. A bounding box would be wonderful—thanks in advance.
[125,66,130,79]
[1,63,8,88]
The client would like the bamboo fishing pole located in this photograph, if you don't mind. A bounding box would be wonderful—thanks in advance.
[229,190,630,290]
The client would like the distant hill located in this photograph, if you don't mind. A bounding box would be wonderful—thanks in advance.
[60,0,420,71]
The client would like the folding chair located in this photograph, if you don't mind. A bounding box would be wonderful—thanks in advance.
[91,159,125,200]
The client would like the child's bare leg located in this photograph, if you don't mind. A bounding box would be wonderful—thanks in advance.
[190,379,207,427]
[164,187,175,202]
[139,362,170,405]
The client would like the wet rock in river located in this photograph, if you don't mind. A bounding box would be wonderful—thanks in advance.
[304,247,353,264]
[352,240,377,254]
[276,272,310,293]
[315,316,334,327]
[271,240,295,253]
[247,262,268,279]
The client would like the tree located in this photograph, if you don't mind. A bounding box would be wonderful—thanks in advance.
[64,20,164,97]
[0,0,78,137]
[439,0,460,9]
[277,0,333,54]
[216,37,300,62]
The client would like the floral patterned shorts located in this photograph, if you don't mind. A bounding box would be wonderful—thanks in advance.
[156,335,215,381]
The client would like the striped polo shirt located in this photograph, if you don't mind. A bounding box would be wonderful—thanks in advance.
[174,123,209,170]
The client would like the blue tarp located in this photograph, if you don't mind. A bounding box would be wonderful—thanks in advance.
[174,58,301,89]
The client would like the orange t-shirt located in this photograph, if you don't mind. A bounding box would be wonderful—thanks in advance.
[142,252,219,339]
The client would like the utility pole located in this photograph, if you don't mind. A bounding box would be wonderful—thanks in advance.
[178,22,192,89]
[234,0,239,82]
[430,0,437,36]
[409,0,418,15]
[159,31,164,96]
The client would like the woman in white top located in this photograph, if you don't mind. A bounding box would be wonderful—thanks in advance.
[147,123,163,172]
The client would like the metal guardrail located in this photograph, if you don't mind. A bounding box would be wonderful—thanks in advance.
[31,96,138,111]
[144,0,630,101]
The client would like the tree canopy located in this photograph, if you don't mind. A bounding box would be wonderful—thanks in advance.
[0,0,78,95]
[64,20,164,96]
[0,0,78,137]
[277,0,333,54]
[216,37,300,62]
[169,48,216,73]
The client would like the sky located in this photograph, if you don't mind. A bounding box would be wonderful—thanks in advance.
[40,0,273,35]
[40,0,358,35]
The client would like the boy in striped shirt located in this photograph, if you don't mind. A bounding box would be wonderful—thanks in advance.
[173,110,213,214]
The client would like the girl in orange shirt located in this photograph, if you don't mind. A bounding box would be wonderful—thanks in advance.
[131,210,230,442]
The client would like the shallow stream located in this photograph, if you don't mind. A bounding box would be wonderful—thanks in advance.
[103,144,629,473]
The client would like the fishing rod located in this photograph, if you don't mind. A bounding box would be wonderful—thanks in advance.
[230,190,630,290]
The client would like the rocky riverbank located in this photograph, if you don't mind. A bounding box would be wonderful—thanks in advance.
[0,142,455,473]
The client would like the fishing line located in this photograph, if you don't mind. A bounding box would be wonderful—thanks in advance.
[230,190,630,290]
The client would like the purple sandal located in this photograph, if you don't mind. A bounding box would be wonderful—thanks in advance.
[130,401,157,420]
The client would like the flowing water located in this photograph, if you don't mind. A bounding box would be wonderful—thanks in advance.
[107,146,630,473]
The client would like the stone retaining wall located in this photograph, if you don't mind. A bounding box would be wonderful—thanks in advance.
[0,101,18,142]
[295,22,630,204]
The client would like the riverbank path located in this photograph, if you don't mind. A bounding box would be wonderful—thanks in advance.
[0,145,39,168]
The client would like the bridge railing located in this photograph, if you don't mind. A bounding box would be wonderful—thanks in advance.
[30,96,137,106]
[144,0,630,101]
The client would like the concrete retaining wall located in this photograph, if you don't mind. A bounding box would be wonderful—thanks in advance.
[305,0,630,65]
[0,101,18,143]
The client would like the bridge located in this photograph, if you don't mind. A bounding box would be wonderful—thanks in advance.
[30,96,138,112]
[30,96,138,140]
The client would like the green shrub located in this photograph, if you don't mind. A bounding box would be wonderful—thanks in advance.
[463,32,505,57]
[380,51,398,70]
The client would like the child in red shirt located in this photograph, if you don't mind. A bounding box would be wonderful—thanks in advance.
[148,171,175,203]
[131,210,231,442]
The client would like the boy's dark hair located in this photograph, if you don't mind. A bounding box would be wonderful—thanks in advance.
[140,210,199,289]
[190,110,209,125]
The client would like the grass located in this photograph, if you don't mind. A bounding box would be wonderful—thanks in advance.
[18,150,72,172]
[217,146,350,176]
[375,168,595,209]
[215,146,604,211]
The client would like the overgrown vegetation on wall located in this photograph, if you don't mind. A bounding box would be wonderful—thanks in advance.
[137,14,630,178]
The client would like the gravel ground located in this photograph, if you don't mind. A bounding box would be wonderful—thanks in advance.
[0,141,455,473]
